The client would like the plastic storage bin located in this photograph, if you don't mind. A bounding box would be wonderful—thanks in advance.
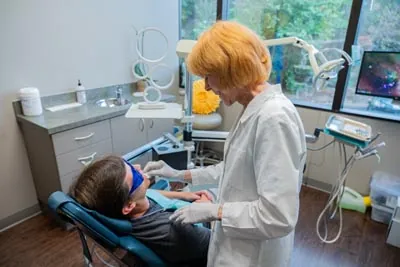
[370,171,400,209]
[387,198,400,247]
[387,218,400,247]
[371,203,393,224]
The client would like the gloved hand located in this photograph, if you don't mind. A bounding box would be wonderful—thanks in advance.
[169,203,219,224]
[143,160,185,179]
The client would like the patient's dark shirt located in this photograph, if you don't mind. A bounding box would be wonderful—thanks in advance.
[130,199,210,266]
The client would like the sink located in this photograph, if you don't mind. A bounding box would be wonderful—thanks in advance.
[95,98,131,108]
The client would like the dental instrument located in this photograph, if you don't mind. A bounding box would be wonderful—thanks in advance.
[307,115,385,244]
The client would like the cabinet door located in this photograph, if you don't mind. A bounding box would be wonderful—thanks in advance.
[131,150,152,168]
[111,116,147,156]
[147,118,173,142]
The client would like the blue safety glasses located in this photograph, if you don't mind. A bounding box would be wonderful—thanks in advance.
[123,159,144,195]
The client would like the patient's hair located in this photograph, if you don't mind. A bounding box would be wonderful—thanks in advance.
[69,155,129,219]
[186,20,272,91]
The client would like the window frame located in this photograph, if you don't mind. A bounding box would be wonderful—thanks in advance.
[179,0,400,123]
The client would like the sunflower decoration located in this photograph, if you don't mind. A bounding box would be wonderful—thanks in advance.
[192,79,220,115]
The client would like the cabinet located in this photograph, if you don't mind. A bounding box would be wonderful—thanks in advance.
[111,117,173,166]
[20,115,173,210]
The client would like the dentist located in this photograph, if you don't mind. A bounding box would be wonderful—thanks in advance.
[144,21,307,267]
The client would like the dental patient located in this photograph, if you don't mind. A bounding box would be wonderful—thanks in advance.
[69,155,211,266]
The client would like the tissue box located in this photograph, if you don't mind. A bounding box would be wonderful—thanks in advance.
[387,197,400,248]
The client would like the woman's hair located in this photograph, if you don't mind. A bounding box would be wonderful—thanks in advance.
[69,155,130,219]
[186,20,272,90]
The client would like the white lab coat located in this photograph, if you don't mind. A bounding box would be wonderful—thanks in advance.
[190,84,306,267]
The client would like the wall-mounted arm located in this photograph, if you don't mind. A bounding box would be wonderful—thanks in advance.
[264,37,352,91]
[177,37,352,93]
[264,37,321,77]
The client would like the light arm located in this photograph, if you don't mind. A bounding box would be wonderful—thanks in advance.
[177,37,351,93]
[264,37,327,81]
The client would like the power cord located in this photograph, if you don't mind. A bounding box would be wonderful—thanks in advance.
[307,140,335,151]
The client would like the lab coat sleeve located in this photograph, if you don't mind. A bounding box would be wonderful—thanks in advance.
[190,161,224,186]
[221,115,303,240]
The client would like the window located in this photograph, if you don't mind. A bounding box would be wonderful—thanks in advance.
[227,0,353,109]
[341,0,400,120]
[180,0,400,121]
[179,0,217,88]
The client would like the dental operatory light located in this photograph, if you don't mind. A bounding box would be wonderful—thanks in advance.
[178,38,352,93]
[264,37,353,92]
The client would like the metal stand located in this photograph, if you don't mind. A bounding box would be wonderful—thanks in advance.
[182,67,195,169]
[307,128,385,243]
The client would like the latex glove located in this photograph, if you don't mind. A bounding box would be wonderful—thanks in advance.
[169,203,219,224]
[143,160,185,179]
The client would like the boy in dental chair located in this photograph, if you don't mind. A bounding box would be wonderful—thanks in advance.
[69,155,211,266]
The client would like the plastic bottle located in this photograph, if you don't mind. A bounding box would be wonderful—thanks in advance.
[339,186,367,213]
[76,80,86,104]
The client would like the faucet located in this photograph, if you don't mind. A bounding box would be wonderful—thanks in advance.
[116,86,123,104]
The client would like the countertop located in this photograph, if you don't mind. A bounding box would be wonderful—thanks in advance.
[15,94,176,135]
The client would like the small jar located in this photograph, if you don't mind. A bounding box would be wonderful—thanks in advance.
[19,87,43,116]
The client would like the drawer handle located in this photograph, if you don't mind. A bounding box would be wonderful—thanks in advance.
[150,119,154,129]
[78,152,97,166]
[140,119,145,132]
[74,132,95,141]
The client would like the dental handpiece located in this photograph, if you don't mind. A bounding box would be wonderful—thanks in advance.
[361,142,385,155]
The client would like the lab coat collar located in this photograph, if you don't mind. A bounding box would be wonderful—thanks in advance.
[239,83,283,123]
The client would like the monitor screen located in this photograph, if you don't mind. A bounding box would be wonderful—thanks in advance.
[355,51,400,100]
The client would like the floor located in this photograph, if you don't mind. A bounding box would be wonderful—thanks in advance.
[0,186,399,267]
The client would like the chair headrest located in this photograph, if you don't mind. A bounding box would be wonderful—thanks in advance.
[48,191,133,235]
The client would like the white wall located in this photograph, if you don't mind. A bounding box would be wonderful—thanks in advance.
[216,104,400,195]
[0,0,179,221]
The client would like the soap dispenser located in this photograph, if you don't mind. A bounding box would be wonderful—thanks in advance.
[76,79,86,104]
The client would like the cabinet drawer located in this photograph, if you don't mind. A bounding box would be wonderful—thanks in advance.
[60,170,80,193]
[56,138,112,177]
[52,120,111,155]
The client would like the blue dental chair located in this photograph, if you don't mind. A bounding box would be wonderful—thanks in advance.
[48,179,169,267]
[48,180,168,267]
[47,137,195,266]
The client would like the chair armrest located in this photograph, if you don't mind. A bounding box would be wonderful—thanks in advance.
[120,236,167,267]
